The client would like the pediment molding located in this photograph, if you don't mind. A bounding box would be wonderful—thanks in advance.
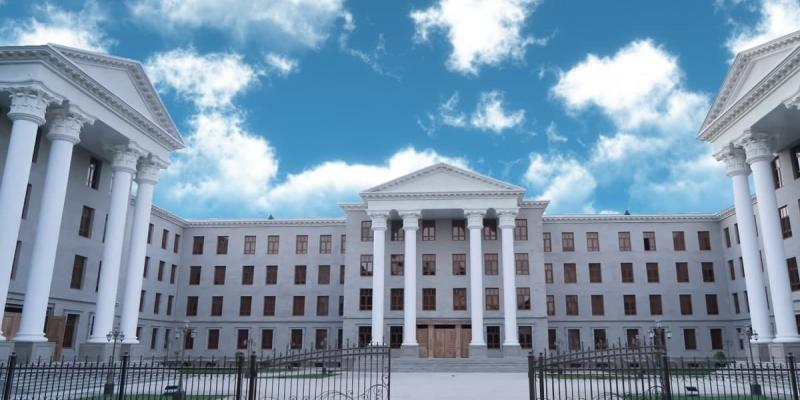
[543,214,719,223]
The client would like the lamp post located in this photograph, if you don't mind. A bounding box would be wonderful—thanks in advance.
[104,328,125,395]
[741,326,762,396]
[648,321,672,351]
[174,321,195,400]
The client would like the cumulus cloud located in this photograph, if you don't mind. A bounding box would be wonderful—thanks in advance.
[0,1,113,52]
[421,90,525,135]
[524,153,596,213]
[264,53,299,78]
[410,0,541,75]
[130,0,346,48]
[726,0,800,55]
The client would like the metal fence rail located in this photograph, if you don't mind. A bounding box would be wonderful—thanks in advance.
[0,345,390,399]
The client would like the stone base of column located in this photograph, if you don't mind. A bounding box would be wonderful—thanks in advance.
[754,342,771,362]
[502,343,523,358]
[14,341,55,363]
[120,343,145,359]
[767,342,800,363]
[468,344,487,358]
[78,342,122,362]
[395,344,419,358]
[0,342,14,362]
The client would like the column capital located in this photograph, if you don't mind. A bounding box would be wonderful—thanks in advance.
[367,211,388,230]
[5,84,63,126]
[497,208,518,229]
[714,144,750,177]
[399,211,420,230]
[110,145,143,174]
[738,130,775,164]
[46,105,95,145]
[135,156,167,185]
[465,209,485,229]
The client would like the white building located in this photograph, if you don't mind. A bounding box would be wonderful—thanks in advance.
[0,32,798,362]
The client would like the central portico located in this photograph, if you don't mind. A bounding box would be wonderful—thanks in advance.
[342,163,548,358]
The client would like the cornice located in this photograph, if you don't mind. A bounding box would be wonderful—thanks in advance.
[543,214,719,223]
[183,218,346,228]
[520,200,550,209]
[362,162,525,195]
[150,204,188,227]
[361,190,524,200]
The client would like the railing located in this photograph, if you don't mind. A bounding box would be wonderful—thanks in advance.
[528,344,800,400]
[0,345,391,399]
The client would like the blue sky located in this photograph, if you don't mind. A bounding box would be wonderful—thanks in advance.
[2,0,798,219]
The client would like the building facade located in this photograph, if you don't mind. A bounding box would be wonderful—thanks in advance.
[0,34,800,362]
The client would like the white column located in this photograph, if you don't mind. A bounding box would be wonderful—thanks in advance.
[88,146,140,343]
[740,131,800,343]
[498,209,519,347]
[119,157,164,344]
[0,86,60,340]
[400,211,420,347]
[466,209,486,346]
[15,106,94,342]
[369,212,388,345]
[715,145,772,342]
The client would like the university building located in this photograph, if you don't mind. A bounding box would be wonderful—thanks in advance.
[0,32,799,362]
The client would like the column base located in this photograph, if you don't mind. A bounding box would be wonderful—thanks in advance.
[120,343,145,359]
[395,344,419,358]
[767,342,800,363]
[78,342,123,362]
[502,343,523,358]
[772,335,800,344]
[0,342,14,362]
[469,344,487,358]
[14,341,55,363]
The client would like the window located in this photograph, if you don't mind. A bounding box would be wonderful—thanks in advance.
[86,157,102,189]
[340,235,346,254]
[320,235,332,253]
[729,260,736,280]
[618,232,631,251]
[683,329,697,350]
[594,329,608,350]
[483,219,497,240]
[566,295,579,315]
[793,144,800,179]
[211,296,223,316]
[267,235,279,254]
[205,329,220,350]
[487,326,501,349]
[680,294,693,315]
[423,254,436,275]
[361,221,372,241]
[586,232,600,252]
[422,220,436,241]
[568,329,581,351]
[390,255,404,276]
[315,329,328,350]
[564,263,577,283]
[519,326,533,349]
[213,266,226,285]
[358,327,371,348]
[236,329,249,350]
[242,265,254,285]
[561,232,574,251]
[515,253,529,275]
[788,258,800,291]
[147,224,155,244]
[292,296,305,316]
[78,206,94,238]
[646,263,659,283]
[294,265,307,284]
[780,206,792,238]
[624,295,637,315]
[546,295,555,316]
[173,234,181,254]
[452,254,466,275]
[317,296,329,316]
[626,329,640,348]
[295,235,308,254]
[216,236,228,255]
[390,220,403,242]
[649,295,662,315]
[360,255,373,276]
[21,184,31,219]
[514,219,528,240]
[192,236,204,254]
[261,329,273,350]
[291,329,303,350]
[161,229,169,249]
[63,314,78,348]
[733,293,741,314]
[676,262,689,283]
[166,295,173,316]
[359,289,372,311]
[390,326,403,349]
[643,232,656,251]
[548,329,557,350]
[390,288,404,311]
[243,235,256,254]
[517,288,531,310]
[70,255,86,289]
[318,265,331,284]
[724,228,731,248]
[773,156,784,189]
[170,264,177,284]
[143,258,150,278]
[240,296,252,316]
[266,265,278,284]
[153,293,161,314]
[588,263,602,283]
[263,296,276,316]
[339,296,344,316]
[544,263,554,283]
[150,328,158,350]
[710,328,724,350]
[485,288,499,311]
[698,231,712,250]
[701,262,715,282]
[706,294,719,315]
[423,288,437,310]
[672,231,686,251]
[186,296,198,316]
[484,254,498,275]
[452,219,466,241]
[157,261,165,281]
[543,232,552,252]
[734,223,740,243]
[340,265,345,284]
[591,295,604,316]
[453,288,467,310]
[620,263,634,283]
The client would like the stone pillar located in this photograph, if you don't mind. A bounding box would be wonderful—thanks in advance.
[87,146,140,344]
[0,86,60,340]
[715,145,772,343]
[119,157,164,344]
[15,106,94,347]
[740,131,800,343]
[466,209,486,352]
[498,209,520,349]
[369,212,388,345]
[400,211,420,352]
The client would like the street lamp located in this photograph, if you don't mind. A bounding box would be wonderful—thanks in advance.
[648,321,672,351]
[741,326,762,396]
[173,321,195,400]
[104,328,125,395]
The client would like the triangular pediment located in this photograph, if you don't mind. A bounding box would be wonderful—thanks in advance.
[362,163,524,196]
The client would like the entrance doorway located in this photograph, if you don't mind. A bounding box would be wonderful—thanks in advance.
[417,323,471,358]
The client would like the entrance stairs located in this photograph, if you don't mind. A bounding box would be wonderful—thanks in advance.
[391,357,528,373]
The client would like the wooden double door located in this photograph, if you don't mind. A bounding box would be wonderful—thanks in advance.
[417,324,471,358]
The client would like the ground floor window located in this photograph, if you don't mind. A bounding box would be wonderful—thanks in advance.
[389,326,403,349]
[291,329,303,350]
[486,326,500,349]
[626,329,639,348]
[710,328,723,350]
[62,314,79,348]
[337,329,343,349]
[358,326,372,347]
[315,329,328,350]
[237,329,249,350]
[518,326,532,349]
[568,329,581,351]
[548,329,557,350]
[260,329,273,350]
[593,329,607,350]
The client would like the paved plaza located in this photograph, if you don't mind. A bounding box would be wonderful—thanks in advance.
[392,373,529,400]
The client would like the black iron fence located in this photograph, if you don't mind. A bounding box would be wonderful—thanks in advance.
[528,344,800,399]
[0,345,390,399]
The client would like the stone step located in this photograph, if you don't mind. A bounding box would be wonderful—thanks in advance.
[391,358,528,372]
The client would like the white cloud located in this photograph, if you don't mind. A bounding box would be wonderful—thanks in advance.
[635,151,730,210]
[726,0,800,55]
[145,48,260,109]
[0,1,113,52]
[544,121,567,145]
[470,91,526,133]
[337,13,399,80]
[130,0,346,48]
[410,0,540,75]
[524,153,596,213]
[439,92,468,128]
[264,53,298,78]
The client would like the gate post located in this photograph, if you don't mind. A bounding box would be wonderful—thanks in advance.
[527,352,535,400]
[247,352,257,400]
[538,353,545,400]
[2,353,16,400]
[659,353,672,400]
[117,352,129,400]
[789,353,799,400]
[235,352,244,400]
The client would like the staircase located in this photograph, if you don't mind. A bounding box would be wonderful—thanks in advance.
[391,357,529,373]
